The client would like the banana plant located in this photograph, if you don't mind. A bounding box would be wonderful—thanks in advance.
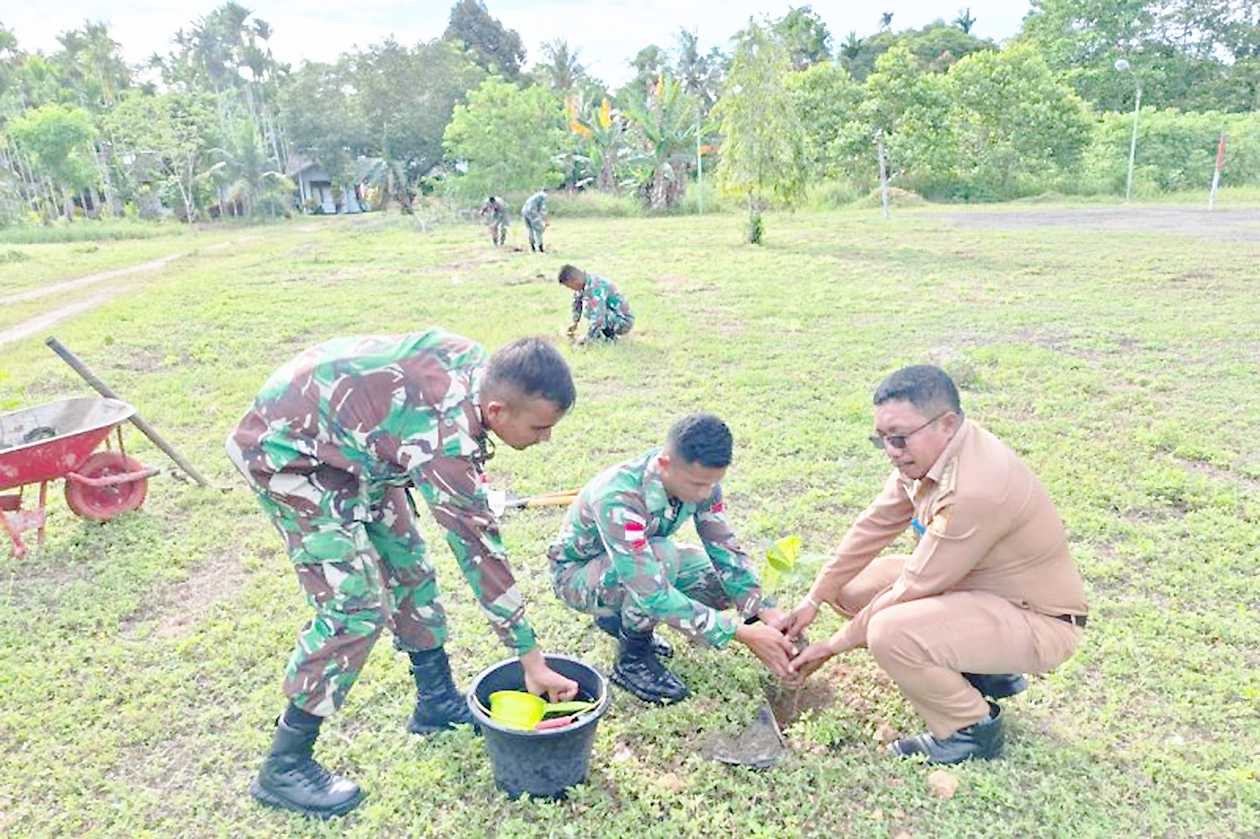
[565,94,629,192]
[623,73,700,209]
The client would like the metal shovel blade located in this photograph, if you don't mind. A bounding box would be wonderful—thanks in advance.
[702,702,788,770]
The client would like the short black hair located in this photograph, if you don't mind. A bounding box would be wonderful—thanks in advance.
[666,413,733,468]
[485,337,576,411]
[558,264,584,284]
[873,365,962,416]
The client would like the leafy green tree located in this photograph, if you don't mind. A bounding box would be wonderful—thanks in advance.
[205,118,292,216]
[7,103,97,220]
[1018,0,1260,111]
[786,62,863,179]
[104,91,221,221]
[945,45,1091,198]
[442,77,565,197]
[714,22,807,242]
[773,6,834,70]
[353,38,486,205]
[841,44,956,209]
[839,21,995,80]
[444,0,526,80]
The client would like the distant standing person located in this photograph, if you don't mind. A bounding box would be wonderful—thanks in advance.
[479,195,508,246]
[522,188,548,253]
[559,264,634,345]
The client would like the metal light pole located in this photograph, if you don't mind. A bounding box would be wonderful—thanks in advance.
[1115,59,1141,202]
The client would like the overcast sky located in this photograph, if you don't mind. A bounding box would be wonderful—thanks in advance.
[5,1,1032,86]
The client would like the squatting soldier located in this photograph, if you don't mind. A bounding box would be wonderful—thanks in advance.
[227,331,580,818]
[547,413,794,704]
[787,365,1088,764]
[479,195,508,247]
[521,188,548,253]
[559,264,635,345]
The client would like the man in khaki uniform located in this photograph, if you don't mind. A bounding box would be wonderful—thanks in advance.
[786,364,1087,764]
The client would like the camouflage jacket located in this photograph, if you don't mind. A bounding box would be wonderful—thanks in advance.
[227,329,537,654]
[548,447,764,647]
[570,274,633,339]
[480,198,507,224]
[521,191,547,220]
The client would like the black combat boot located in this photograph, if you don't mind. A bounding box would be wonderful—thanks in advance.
[407,647,478,734]
[250,711,364,819]
[963,672,1028,699]
[889,701,1004,764]
[610,627,689,704]
[595,613,673,658]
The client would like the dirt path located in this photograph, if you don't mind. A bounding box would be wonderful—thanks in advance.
[944,206,1260,240]
[7,252,184,304]
[0,234,263,350]
[0,284,136,348]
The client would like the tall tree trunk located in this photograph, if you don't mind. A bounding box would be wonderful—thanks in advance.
[877,131,890,220]
[95,141,124,217]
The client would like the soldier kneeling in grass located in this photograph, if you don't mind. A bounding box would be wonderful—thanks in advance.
[227,330,580,818]
[559,264,635,346]
[547,413,795,703]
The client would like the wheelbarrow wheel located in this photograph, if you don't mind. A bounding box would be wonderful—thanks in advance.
[64,451,150,522]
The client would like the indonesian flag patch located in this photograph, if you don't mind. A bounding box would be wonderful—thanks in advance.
[622,511,648,551]
[710,501,725,514]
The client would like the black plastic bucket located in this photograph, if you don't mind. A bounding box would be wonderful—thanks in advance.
[467,654,610,800]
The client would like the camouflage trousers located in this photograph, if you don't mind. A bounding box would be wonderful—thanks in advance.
[551,537,733,635]
[523,214,545,250]
[594,312,634,341]
[487,220,507,246]
[253,485,447,716]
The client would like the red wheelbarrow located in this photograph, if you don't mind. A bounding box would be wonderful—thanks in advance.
[0,397,159,558]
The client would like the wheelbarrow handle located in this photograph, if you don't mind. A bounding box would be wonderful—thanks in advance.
[65,466,161,488]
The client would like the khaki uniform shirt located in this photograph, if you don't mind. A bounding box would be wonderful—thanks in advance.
[808,419,1088,650]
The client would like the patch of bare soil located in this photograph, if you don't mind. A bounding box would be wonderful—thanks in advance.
[120,551,250,640]
[944,207,1260,241]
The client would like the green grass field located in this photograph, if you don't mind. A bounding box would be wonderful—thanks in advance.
[0,203,1257,837]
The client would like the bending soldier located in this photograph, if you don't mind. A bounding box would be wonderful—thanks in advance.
[559,264,635,345]
[227,331,579,818]
[787,365,1088,764]
[479,195,508,246]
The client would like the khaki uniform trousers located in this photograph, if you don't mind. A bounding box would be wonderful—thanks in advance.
[833,555,1082,738]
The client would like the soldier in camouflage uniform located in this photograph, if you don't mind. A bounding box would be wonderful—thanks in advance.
[558,264,634,345]
[547,413,795,704]
[521,188,548,253]
[479,195,508,247]
[227,330,580,818]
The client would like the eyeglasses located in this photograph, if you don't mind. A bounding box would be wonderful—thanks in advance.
[869,412,950,450]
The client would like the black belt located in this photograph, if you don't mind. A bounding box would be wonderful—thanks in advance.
[1054,613,1088,628]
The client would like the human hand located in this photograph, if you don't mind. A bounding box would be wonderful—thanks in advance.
[757,606,788,632]
[783,597,821,639]
[521,649,579,702]
[735,621,795,679]
[787,639,836,683]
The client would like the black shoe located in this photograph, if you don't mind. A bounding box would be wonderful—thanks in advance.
[889,702,1004,764]
[251,716,364,819]
[963,672,1028,699]
[407,647,478,734]
[594,614,673,658]
[610,627,689,704]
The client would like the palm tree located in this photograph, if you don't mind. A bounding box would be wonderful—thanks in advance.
[839,31,865,66]
[539,40,585,92]
[880,12,894,31]
[954,8,977,34]
[204,119,290,217]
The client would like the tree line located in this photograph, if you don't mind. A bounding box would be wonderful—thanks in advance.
[2,0,1259,230]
